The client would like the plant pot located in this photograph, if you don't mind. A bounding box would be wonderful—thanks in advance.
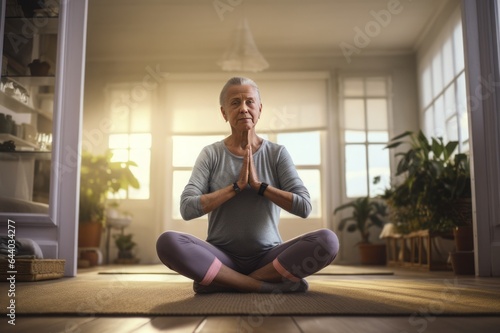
[118,249,134,259]
[107,217,132,229]
[450,251,475,275]
[359,243,387,265]
[28,59,50,76]
[80,250,99,266]
[78,221,103,248]
[454,198,473,226]
[453,225,473,252]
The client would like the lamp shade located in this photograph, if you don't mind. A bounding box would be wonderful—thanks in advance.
[218,18,269,72]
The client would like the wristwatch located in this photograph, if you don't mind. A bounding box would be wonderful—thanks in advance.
[258,182,269,196]
[233,182,241,193]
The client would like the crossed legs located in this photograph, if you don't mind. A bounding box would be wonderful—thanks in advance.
[156,229,339,293]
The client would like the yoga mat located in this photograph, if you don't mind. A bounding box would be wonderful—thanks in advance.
[2,277,499,316]
[96,264,394,276]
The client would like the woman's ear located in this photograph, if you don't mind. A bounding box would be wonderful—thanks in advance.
[220,106,228,122]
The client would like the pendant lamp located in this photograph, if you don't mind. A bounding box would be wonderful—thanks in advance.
[218,18,269,72]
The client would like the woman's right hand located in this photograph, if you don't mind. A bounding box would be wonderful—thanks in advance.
[236,145,251,190]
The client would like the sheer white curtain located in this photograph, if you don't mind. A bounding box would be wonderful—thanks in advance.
[165,73,329,134]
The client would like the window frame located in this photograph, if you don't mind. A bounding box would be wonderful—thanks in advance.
[339,75,393,199]
[105,83,153,200]
[419,13,468,152]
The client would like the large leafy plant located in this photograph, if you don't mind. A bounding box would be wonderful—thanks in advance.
[79,151,140,224]
[334,196,387,244]
[383,131,471,233]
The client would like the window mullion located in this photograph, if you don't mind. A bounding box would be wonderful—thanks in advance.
[363,79,370,197]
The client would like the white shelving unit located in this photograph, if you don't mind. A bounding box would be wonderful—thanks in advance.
[0,0,88,276]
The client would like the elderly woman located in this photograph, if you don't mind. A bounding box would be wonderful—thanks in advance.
[156,77,339,293]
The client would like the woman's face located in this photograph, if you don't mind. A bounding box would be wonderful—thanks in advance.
[221,84,262,132]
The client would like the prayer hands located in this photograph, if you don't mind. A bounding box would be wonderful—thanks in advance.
[237,145,260,191]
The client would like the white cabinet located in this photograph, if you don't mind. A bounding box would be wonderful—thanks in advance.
[0,0,88,276]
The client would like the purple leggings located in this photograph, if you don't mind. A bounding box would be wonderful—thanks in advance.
[156,228,339,285]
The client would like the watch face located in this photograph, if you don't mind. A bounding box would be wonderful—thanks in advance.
[233,183,240,192]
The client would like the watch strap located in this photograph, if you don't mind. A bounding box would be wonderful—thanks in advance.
[258,182,269,196]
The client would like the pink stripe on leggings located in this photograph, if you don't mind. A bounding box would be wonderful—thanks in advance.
[199,257,222,286]
[273,258,300,282]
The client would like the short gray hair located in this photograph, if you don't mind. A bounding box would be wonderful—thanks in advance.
[219,77,261,106]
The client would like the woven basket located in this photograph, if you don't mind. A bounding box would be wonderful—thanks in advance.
[0,259,65,282]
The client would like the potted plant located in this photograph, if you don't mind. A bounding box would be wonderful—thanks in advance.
[440,153,474,274]
[383,130,468,234]
[78,151,140,249]
[383,131,473,271]
[113,233,139,264]
[334,196,388,265]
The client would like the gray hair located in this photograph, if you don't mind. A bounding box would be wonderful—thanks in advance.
[219,77,261,106]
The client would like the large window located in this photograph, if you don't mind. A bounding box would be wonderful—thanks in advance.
[340,76,391,198]
[419,13,468,152]
[106,84,152,199]
[166,74,328,220]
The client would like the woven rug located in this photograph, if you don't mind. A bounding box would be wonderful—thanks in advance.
[97,264,394,276]
[2,278,499,316]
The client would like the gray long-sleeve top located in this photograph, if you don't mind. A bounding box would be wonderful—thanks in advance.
[180,139,311,259]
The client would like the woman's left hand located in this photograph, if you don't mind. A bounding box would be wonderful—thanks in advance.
[247,145,261,191]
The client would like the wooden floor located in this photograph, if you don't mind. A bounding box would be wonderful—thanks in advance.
[5,266,500,333]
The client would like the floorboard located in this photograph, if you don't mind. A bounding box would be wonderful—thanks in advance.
[294,316,500,333]
[74,317,151,333]
[134,316,205,333]
[6,315,500,333]
[195,316,301,333]
[0,316,94,333]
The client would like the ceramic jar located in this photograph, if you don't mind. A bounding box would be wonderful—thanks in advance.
[4,115,13,134]
[0,113,6,133]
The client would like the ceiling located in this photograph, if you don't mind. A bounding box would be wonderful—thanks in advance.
[85,0,453,66]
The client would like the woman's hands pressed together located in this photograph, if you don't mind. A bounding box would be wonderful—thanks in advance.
[236,145,261,192]
[236,143,294,213]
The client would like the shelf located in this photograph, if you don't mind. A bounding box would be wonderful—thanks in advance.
[0,91,53,120]
[5,17,59,35]
[0,133,38,150]
[0,149,51,158]
[5,75,56,87]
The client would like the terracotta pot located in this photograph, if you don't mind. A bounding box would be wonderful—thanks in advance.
[454,198,473,226]
[78,221,103,248]
[80,250,99,266]
[359,243,387,265]
[450,251,475,275]
[453,225,473,252]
